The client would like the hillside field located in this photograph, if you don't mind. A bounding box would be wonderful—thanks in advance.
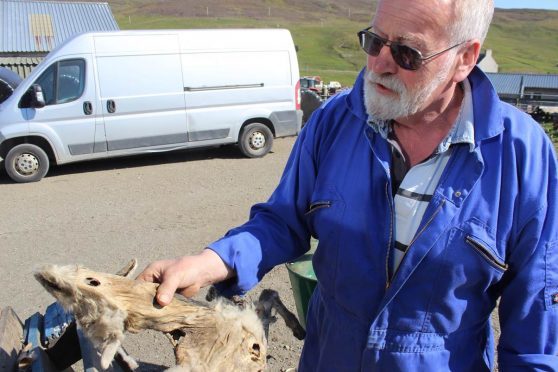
[102,1,558,90]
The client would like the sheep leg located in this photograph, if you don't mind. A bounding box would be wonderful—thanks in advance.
[257,289,306,340]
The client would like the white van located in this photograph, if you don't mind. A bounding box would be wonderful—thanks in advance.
[0,29,302,182]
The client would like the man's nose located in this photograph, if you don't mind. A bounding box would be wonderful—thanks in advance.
[367,44,398,75]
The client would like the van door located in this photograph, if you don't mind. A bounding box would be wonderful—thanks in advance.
[95,35,187,152]
[22,56,101,156]
[182,51,292,142]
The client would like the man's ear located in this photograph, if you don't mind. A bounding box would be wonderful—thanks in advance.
[452,39,481,83]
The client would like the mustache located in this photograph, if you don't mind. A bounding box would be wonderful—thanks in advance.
[364,70,405,95]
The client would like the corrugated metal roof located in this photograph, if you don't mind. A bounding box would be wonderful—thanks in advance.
[485,73,523,96]
[1,0,119,53]
[486,73,558,97]
[0,56,43,78]
[523,74,558,90]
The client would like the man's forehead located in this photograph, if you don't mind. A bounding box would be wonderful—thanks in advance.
[375,0,453,9]
[372,0,452,43]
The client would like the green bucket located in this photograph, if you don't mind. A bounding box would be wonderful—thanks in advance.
[286,239,318,330]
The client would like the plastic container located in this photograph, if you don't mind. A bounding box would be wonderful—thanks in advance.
[286,239,318,329]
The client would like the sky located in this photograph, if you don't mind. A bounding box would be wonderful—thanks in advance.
[494,0,558,10]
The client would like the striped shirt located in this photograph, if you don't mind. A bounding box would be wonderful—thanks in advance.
[368,79,475,276]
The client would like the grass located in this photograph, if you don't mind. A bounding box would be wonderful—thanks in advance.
[484,11,558,74]
[114,7,558,86]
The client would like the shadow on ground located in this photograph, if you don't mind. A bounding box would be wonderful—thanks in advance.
[0,144,275,185]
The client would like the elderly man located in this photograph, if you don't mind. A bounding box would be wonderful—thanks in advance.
[139,0,558,369]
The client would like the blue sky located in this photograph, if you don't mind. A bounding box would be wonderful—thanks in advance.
[494,0,558,10]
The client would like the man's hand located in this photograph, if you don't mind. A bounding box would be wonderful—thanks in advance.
[137,249,234,306]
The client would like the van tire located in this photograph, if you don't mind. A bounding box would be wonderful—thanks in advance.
[239,123,273,158]
[5,144,50,183]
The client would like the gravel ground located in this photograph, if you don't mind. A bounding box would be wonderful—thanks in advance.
[0,137,303,371]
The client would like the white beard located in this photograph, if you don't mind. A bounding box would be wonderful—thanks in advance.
[363,63,451,121]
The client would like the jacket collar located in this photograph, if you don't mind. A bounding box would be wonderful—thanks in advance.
[345,66,504,147]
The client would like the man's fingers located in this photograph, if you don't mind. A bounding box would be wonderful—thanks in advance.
[135,257,205,305]
[136,260,170,282]
[178,284,201,299]
[156,275,181,306]
[136,269,156,282]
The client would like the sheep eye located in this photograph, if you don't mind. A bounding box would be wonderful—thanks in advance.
[85,277,101,286]
[252,343,260,355]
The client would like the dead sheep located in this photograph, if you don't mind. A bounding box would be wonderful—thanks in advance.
[34,259,304,371]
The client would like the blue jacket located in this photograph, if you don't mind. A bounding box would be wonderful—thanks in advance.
[209,67,558,371]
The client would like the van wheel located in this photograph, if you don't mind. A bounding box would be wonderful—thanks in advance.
[5,144,50,183]
[239,123,273,158]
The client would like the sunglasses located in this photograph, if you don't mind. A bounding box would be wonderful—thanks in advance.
[357,27,465,71]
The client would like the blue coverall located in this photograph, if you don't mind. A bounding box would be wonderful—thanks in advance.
[210,67,558,371]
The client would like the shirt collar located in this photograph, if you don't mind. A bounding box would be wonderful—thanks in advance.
[367,79,475,153]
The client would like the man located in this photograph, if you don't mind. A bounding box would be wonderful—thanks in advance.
[139,0,558,369]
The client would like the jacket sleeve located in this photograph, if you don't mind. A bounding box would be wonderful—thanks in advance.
[207,120,320,296]
[497,131,558,370]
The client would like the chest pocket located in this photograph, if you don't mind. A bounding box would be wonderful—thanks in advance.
[425,218,507,332]
[304,185,345,286]
[304,185,345,241]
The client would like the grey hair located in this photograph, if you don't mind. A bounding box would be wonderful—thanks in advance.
[448,0,494,44]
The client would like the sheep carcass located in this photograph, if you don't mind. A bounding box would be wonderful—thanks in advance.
[34,259,303,371]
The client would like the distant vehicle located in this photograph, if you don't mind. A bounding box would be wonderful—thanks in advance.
[0,29,302,182]
[299,76,324,125]
[300,76,321,93]
[299,77,346,125]
[328,81,342,90]
[327,81,342,94]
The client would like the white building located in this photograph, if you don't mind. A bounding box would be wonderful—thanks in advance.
[477,49,499,73]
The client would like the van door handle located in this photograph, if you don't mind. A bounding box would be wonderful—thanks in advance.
[107,100,116,113]
[83,101,93,115]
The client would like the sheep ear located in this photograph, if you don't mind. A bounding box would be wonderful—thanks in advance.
[100,338,122,369]
[115,259,137,278]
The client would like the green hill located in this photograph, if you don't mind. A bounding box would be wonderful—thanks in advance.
[102,1,558,86]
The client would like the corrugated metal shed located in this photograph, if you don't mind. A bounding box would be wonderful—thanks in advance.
[485,72,558,108]
[523,74,558,90]
[485,73,523,96]
[0,0,118,53]
[0,56,42,77]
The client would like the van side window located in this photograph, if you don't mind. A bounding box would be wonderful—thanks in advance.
[34,59,85,105]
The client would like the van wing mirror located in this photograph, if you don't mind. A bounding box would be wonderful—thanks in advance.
[30,84,46,108]
[19,84,46,109]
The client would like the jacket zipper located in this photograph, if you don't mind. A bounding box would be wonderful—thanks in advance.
[304,201,332,215]
[465,236,508,271]
[387,199,446,288]
[385,182,394,289]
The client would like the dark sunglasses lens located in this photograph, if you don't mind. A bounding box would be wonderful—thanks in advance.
[391,45,421,70]
[358,30,422,70]
[360,32,383,56]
